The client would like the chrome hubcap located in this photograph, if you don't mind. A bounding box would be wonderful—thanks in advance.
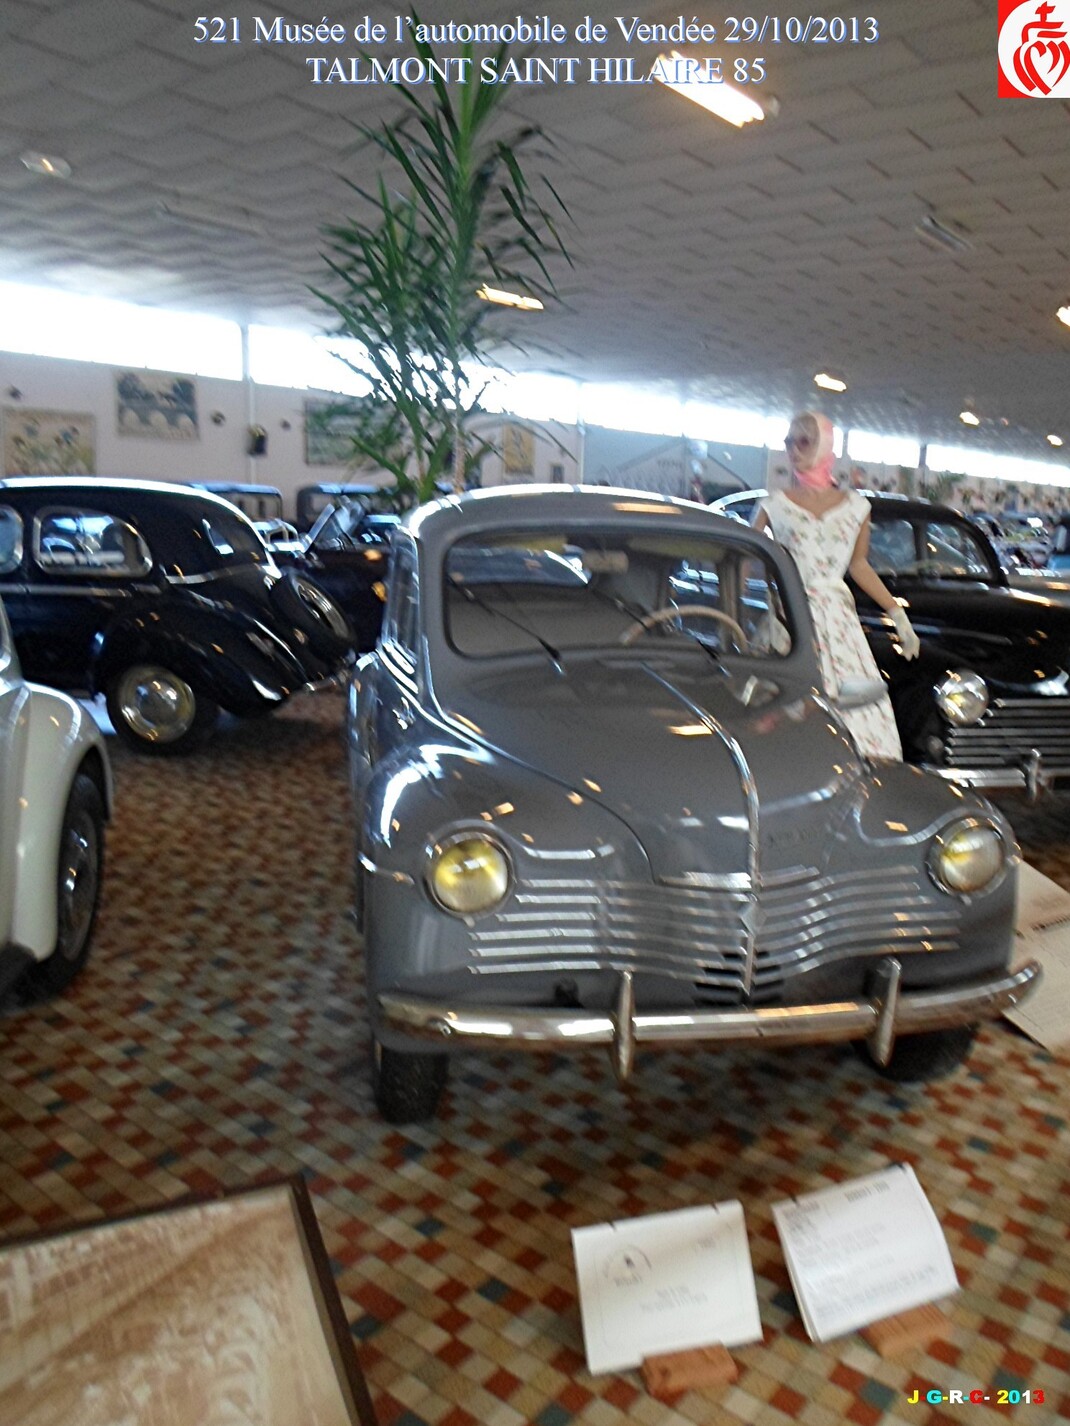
[58,812,98,960]
[116,665,196,743]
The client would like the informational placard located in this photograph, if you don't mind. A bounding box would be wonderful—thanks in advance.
[571,1201,762,1376]
[1005,861,1070,1053]
[772,1165,958,1343]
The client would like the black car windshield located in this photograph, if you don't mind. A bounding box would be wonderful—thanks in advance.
[193,508,269,570]
[444,526,792,659]
[869,515,999,582]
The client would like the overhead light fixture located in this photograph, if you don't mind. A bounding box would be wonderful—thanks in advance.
[476,285,543,311]
[813,372,847,392]
[959,410,981,426]
[1058,303,1070,328]
[914,213,973,254]
[20,150,71,179]
[1048,434,1064,447]
[651,51,771,126]
[156,197,263,237]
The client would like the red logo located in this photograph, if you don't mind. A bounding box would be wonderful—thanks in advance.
[999,0,1070,96]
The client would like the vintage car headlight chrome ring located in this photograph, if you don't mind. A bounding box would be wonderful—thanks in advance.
[928,817,1006,896]
[934,670,988,726]
[426,831,512,916]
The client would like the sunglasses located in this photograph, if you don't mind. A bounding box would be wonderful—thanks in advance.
[785,434,812,449]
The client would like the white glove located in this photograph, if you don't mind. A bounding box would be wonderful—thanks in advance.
[890,604,920,660]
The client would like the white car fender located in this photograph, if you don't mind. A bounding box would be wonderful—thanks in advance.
[10,687,111,961]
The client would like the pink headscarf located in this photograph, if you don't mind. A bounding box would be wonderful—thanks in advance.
[787,411,836,490]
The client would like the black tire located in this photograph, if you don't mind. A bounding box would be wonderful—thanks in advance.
[857,1026,978,1083]
[106,663,218,755]
[270,571,354,658]
[21,773,104,999]
[372,1039,448,1123]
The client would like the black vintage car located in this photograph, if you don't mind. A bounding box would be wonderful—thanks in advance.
[0,479,355,753]
[265,496,398,653]
[713,489,1070,797]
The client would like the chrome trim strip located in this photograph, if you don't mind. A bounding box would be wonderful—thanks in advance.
[377,960,1042,1077]
[639,663,761,994]
[21,584,134,598]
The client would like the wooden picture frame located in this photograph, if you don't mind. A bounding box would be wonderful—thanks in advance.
[0,1176,378,1426]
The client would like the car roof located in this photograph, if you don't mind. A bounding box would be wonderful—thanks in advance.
[405,484,753,551]
[0,476,251,517]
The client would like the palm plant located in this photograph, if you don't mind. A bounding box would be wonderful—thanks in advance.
[312,19,571,506]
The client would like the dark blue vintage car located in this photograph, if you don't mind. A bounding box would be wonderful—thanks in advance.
[0,479,355,753]
[265,495,398,654]
[348,487,1038,1122]
[714,489,1070,798]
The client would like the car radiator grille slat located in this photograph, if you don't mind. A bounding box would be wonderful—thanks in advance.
[471,867,959,1003]
[946,698,1070,767]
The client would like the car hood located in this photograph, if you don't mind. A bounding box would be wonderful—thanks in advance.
[436,651,863,880]
[877,582,1070,688]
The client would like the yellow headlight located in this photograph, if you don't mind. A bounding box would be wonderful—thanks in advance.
[428,836,511,915]
[930,820,1005,895]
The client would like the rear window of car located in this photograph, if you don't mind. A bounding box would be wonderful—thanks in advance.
[444,527,792,660]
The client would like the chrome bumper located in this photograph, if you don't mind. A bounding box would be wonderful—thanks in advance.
[378,958,1042,1083]
[924,749,1070,800]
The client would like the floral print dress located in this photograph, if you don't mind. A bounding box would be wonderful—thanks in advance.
[759,489,902,761]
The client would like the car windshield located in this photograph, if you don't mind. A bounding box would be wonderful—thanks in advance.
[311,502,398,549]
[444,526,792,660]
[869,515,998,581]
[195,507,269,568]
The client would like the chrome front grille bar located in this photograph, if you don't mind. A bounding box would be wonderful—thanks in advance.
[470,866,958,994]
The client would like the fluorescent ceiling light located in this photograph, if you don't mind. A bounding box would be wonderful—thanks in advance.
[652,51,766,126]
[20,151,71,179]
[813,372,847,392]
[156,198,263,237]
[1058,303,1070,328]
[914,214,973,254]
[1048,434,1064,447]
[476,285,543,311]
[959,410,981,426]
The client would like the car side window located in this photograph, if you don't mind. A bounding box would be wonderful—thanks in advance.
[0,506,23,575]
[868,518,915,574]
[922,521,992,577]
[384,542,418,660]
[34,508,152,577]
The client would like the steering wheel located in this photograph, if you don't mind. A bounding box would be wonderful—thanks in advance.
[619,604,749,650]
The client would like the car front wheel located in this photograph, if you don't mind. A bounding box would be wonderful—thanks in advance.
[21,773,105,999]
[372,1039,448,1123]
[106,664,219,754]
[858,1026,977,1082]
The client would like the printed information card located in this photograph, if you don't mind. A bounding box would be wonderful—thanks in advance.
[772,1165,958,1343]
[571,1201,762,1376]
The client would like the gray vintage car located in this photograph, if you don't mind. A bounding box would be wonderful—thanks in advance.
[347,487,1039,1122]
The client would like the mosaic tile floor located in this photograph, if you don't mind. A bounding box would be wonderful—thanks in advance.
[1,692,1067,1426]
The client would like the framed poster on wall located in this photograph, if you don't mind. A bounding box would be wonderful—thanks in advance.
[116,369,199,440]
[501,422,535,475]
[2,408,96,475]
[304,397,364,466]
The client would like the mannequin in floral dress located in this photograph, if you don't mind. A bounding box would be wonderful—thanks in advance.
[754,411,920,761]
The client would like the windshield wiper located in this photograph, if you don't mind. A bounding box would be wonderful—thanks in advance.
[448,577,564,671]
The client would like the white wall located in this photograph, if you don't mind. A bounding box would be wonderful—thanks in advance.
[0,351,390,517]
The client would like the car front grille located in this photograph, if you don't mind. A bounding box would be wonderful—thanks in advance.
[944,696,1070,769]
[470,865,960,1005]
